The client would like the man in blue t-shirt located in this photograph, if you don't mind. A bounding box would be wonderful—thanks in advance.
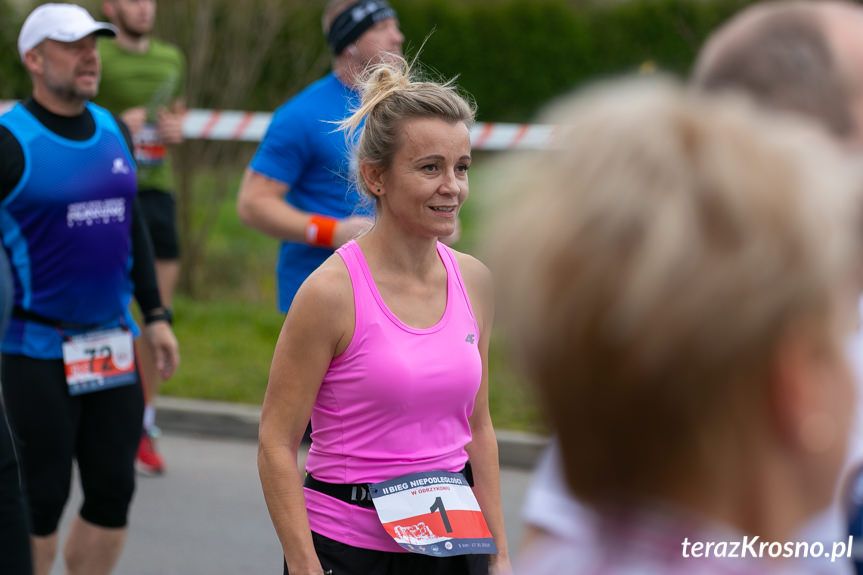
[237,0,403,313]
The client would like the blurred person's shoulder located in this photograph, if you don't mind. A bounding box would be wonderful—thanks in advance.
[149,38,183,62]
[295,74,344,103]
[273,74,345,121]
[523,441,593,539]
[517,501,815,575]
[516,539,809,575]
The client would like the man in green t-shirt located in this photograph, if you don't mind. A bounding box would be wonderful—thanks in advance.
[95,0,185,476]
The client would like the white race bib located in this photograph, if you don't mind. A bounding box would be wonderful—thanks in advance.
[134,123,166,167]
[369,469,497,557]
[62,328,136,395]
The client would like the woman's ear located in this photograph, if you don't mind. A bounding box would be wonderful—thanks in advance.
[359,161,385,197]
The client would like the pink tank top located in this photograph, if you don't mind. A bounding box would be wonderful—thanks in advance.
[304,239,482,551]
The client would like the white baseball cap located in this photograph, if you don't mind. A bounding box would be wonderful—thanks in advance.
[18,3,116,61]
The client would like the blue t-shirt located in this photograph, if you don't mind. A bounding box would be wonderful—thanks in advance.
[0,103,138,358]
[250,73,372,312]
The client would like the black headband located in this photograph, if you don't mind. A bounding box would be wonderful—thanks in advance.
[327,0,397,55]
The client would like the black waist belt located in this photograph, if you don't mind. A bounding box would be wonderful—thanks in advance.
[12,306,102,331]
[304,461,474,509]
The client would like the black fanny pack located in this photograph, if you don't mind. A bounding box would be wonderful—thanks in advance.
[303,461,474,509]
[12,306,102,331]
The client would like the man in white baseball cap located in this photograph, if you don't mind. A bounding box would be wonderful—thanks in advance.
[0,4,179,575]
[16,3,116,114]
[18,3,116,60]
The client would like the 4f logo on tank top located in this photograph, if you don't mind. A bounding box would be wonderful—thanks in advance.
[465,334,476,344]
[66,198,126,227]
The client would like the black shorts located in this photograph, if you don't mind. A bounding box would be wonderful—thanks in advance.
[0,354,144,535]
[138,188,180,260]
[283,531,489,575]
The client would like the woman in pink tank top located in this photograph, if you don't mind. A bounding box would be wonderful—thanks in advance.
[258,53,510,575]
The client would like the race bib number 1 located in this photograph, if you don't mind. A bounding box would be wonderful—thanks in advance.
[62,328,136,396]
[369,470,497,557]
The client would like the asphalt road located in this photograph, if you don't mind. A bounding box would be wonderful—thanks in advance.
[49,432,534,575]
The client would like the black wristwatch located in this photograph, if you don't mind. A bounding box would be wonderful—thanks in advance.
[144,307,173,326]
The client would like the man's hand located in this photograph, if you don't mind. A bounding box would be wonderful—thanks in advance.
[333,215,374,247]
[157,108,184,145]
[120,106,148,135]
[144,321,180,380]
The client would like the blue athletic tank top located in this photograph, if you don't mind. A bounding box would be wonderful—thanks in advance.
[0,102,138,359]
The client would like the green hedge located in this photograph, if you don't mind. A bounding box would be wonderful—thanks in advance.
[0,0,754,120]
[391,0,754,121]
[0,1,28,100]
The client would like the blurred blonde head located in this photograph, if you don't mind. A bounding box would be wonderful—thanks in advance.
[487,77,863,514]
[693,0,859,140]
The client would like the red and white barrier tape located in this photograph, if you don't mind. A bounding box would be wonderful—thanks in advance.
[0,101,552,150]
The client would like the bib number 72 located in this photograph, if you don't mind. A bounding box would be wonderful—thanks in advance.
[62,328,136,395]
[85,345,113,372]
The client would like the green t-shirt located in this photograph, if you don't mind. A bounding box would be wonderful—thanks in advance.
[96,38,185,193]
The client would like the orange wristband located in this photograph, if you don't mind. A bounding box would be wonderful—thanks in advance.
[305,215,337,248]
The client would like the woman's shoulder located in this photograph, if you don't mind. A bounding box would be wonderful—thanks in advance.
[449,248,492,292]
[292,252,354,318]
[448,247,494,325]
